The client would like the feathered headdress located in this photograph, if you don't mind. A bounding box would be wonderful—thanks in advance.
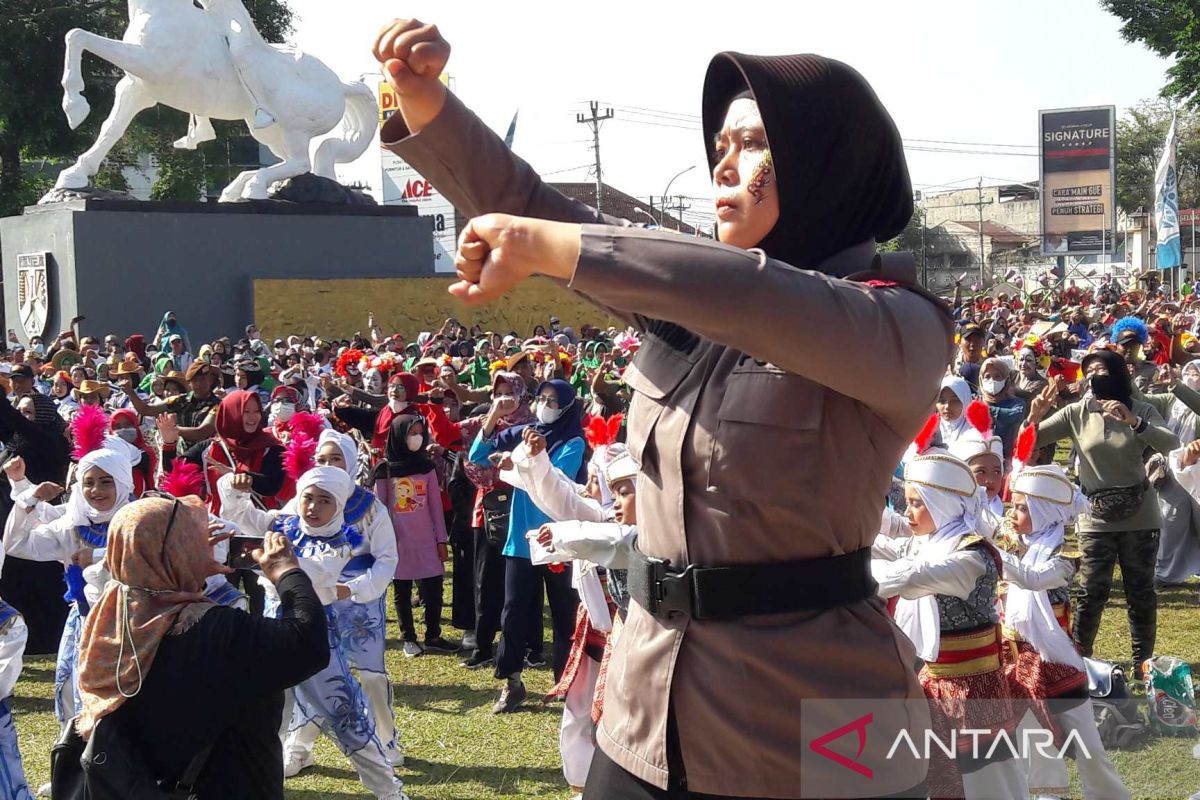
[1111,316,1149,346]
[912,413,939,455]
[159,460,205,499]
[584,413,624,450]
[284,432,318,481]
[335,348,366,378]
[1010,423,1039,483]
[71,404,109,460]
[965,400,992,437]
[285,411,325,443]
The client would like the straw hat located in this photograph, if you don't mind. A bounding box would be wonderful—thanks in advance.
[72,380,111,401]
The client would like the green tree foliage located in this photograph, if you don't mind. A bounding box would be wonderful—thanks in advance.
[0,0,293,217]
[1115,100,1200,216]
[1103,1,1200,106]
[880,207,925,253]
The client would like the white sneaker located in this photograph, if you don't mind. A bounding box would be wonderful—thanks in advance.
[36,783,51,798]
[283,749,315,778]
[462,631,477,651]
[378,791,410,800]
[402,640,424,658]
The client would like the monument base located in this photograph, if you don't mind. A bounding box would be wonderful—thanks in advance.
[0,199,433,346]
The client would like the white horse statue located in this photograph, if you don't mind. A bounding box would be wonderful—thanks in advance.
[53,0,375,201]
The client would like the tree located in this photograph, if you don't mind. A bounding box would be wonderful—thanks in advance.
[880,207,925,254]
[0,0,294,218]
[1115,100,1200,216]
[1103,1,1200,106]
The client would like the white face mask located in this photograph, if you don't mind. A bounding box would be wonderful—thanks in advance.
[273,402,295,422]
[406,434,424,452]
[982,378,1006,396]
[115,427,139,444]
[388,399,406,413]
[536,403,562,425]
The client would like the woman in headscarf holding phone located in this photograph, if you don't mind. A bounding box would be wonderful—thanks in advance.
[373,21,952,797]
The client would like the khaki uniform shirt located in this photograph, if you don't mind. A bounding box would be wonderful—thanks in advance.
[384,94,954,797]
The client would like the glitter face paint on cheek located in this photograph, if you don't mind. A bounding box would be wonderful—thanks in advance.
[746,150,774,205]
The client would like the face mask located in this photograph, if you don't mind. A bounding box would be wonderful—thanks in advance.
[982,378,1006,396]
[406,434,424,452]
[273,402,295,422]
[115,428,139,444]
[388,399,405,413]
[1089,372,1126,402]
[536,403,562,425]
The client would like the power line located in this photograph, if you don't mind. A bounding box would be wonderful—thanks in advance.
[539,163,594,178]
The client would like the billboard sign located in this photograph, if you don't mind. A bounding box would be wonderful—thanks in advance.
[1039,106,1116,256]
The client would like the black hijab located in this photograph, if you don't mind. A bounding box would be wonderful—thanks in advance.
[1080,349,1134,409]
[701,53,912,271]
[370,414,435,481]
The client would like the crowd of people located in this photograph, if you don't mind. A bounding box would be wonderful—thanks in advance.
[5,284,1192,800]
[4,14,1199,800]
[0,308,641,800]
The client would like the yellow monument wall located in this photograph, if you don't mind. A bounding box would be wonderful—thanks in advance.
[253,276,620,340]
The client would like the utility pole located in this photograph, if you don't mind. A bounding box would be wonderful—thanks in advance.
[576,101,613,212]
[672,195,691,231]
[963,178,994,288]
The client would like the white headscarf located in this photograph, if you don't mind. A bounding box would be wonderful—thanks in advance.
[587,443,628,510]
[317,429,359,476]
[938,376,974,445]
[1169,361,1200,442]
[65,448,137,528]
[294,466,354,537]
[1005,484,1089,669]
[893,480,987,662]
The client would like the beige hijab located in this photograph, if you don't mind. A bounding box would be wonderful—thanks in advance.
[76,496,220,738]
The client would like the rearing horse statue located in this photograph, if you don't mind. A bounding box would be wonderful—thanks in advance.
[54,0,375,202]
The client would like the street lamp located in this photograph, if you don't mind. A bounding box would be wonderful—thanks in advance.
[634,208,657,228]
[661,165,697,228]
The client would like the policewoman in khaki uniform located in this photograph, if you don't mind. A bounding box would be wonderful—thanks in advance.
[374,20,953,799]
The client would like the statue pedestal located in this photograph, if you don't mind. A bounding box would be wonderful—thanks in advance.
[0,199,432,345]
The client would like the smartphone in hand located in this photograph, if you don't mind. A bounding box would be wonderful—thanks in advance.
[227,535,265,570]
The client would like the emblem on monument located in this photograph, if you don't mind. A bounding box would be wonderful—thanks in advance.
[16,253,49,340]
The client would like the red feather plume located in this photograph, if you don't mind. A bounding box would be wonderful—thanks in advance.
[284,432,318,481]
[964,400,992,437]
[286,411,325,444]
[159,460,205,499]
[913,412,939,454]
[71,404,109,460]
[1015,424,1037,464]
[606,413,624,444]
[584,415,613,449]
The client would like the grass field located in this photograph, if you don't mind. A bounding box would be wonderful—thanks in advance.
[10,577,1200,799]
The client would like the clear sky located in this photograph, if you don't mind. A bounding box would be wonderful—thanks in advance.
[287,0,1172,231]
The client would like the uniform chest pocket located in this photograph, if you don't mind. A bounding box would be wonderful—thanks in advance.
[707,364,824,496]
[622,339,698,482]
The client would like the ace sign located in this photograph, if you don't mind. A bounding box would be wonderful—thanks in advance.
[379,81,458,273]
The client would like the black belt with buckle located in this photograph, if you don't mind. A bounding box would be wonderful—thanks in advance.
[627,547,876,620]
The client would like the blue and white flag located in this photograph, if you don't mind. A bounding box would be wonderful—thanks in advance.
[1156,114,1181,269]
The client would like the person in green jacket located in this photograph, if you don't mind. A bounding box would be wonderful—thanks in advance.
[1025,348,1180,678]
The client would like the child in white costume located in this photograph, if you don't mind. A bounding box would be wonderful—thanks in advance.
[502,430,637,798]
[219,466,404,800]
[279,430,402,772]
[1000,465,1130,800]
[872,452,1028,800]
[4,448,135,725]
